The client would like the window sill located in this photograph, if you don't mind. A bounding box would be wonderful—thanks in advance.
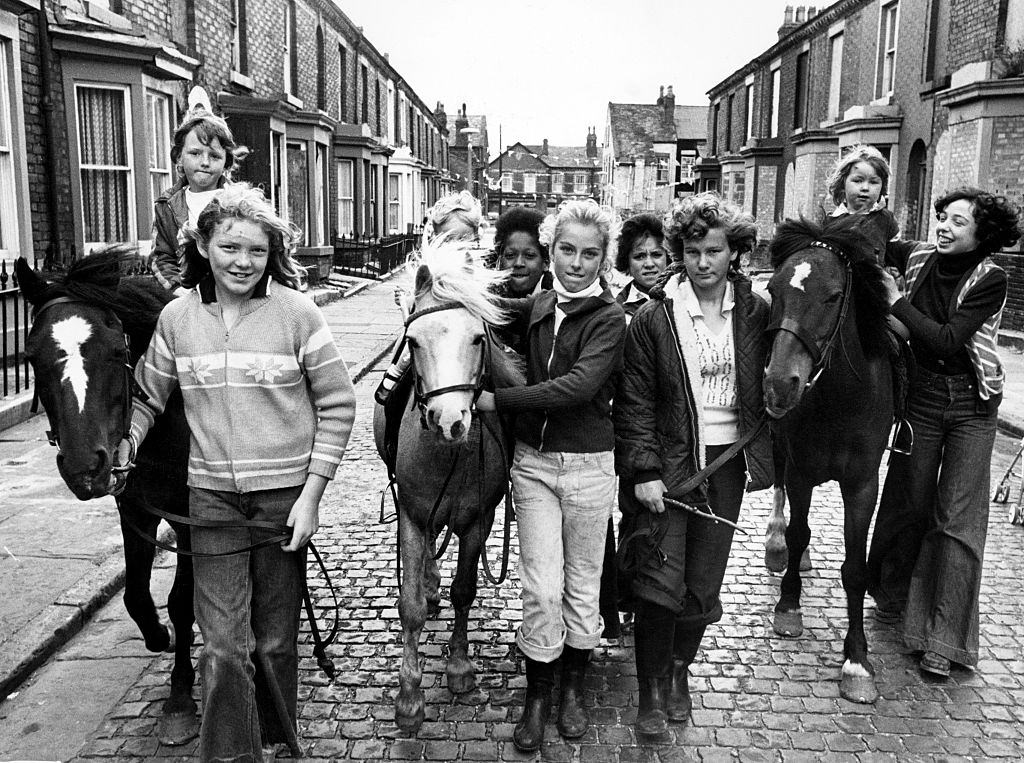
[229,70,254,92]
[284,92,304,110]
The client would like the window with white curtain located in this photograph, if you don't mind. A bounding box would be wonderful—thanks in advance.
[388,173,400,233]
[76,85,135,249]
[828,31,844,119]
[287,141,308,245]
[146,90,172,206]
[551,172,563,193]
[769,65,781,138]
[337,159,354,235]
[876,2,899,99]
[523,172,536,193]
[0,39,17,258]
[500,172,512,192]
[314,143,327,245]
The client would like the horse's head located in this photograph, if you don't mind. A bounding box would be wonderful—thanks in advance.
[763,220,855,419]
[17,255,138,499]
[405,242,509,444]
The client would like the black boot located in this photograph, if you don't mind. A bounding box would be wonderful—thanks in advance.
[668,624,704,723]
[557,647,589,738]
[513,657,554,753]
[633,602,675,743]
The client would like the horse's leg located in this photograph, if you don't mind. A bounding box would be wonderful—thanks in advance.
[773,471,812,637]
[118,501,170,652]
[446,509,489,695]
[158,520,200,745]
[837,474,880,704]
[396,506,428,732]
[765,445,811,573]
[424,554,442,618]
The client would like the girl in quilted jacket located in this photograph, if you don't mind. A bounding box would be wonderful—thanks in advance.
[614,193,773,742]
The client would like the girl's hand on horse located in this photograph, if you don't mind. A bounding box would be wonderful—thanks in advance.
[475,391,496,411]
[114,436,136,468]
[635,479,667,514]
[282,474,328,552]
[880,268,902,306]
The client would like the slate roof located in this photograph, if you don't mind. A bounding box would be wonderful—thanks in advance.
[608,102,708,160]
[674,105,709,141]
[523,145,601,170]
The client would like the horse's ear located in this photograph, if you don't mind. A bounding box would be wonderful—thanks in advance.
[14,257,45,305]
[415,264,432,295]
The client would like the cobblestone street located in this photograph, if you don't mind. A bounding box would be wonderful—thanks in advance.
[31,363,1019,762]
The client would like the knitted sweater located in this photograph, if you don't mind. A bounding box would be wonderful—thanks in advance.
[130,277,356,492]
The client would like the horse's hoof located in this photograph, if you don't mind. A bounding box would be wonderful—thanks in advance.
[446,666,476,695]
[839,673,878,704]
[799,549,812,571]
[165,622,176,653]
[143,623,171,653]
[395,706,425,733]
[773,609,803,637]
[764,543,788,573]
[426,600,442,618]
[157,710,199,745]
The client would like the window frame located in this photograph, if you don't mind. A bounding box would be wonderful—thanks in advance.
[74,82,137,251]
[828,30,844,120]
[523,172,536,193]
[744,81,754,144]
[769,62,781,139]
[0,31,30,260]
[336,158,355,236]
[794,49,810,130]
[875,1,900,99]
[145,89,173,209]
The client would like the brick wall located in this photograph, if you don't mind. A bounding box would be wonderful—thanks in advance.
[19,15,75,263]
[987,115,1024,201]
[118,0,172,41]
[948,0,1004,69]
[755,166,778,238]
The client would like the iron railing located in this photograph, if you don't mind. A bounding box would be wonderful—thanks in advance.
[333,231,423,279]
[0,260,32,399]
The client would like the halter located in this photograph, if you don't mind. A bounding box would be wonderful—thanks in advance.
[767,240,854,394]
[30,296,149,495]
[402,302,490,426]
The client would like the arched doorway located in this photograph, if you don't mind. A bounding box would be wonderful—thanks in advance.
[904,140,928,240]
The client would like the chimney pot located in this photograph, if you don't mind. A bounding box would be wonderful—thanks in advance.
[784,5,793,23]
[796,6,806,23]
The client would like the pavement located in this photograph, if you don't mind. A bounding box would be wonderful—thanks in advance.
[0,271,411,707]
[1,274,1024,760]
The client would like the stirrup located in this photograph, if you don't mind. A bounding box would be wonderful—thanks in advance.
[889,419,913,456]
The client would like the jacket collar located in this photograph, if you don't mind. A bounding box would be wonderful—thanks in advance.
[529,282,616,330]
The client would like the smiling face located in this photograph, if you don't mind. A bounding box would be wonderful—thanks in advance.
[199,218,270,305]
[180,129,227,193]
[680,227,737,296]
[552,221,606,293]
[499,230,546,296]
[628,234,668,293]
[935,198,980,256]
[843,161,884,214]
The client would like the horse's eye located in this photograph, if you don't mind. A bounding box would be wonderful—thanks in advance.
[407,338,419,350]
[471,335,485,346]
[825,292,843,304]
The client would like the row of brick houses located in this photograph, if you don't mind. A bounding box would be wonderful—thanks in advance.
[694,0,1024,326]
[484,131,603,216]
[0,0,470,271]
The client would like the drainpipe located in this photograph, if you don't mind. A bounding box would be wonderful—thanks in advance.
[37,0,64,267]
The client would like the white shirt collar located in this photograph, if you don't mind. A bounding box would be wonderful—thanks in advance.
[680,277,734,319]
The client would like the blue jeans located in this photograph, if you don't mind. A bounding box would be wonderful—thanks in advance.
[510,442,616,662]
[190,486,306,762]
[872,369,996,665]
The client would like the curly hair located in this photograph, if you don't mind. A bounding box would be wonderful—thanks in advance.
[934,187,1022,252]
[180,183,303,290]
[825,144,890,206]
[538,199,620,266]
[428,191,482,239]
[171,111,244,178]
[664,193,756,268]
[494,207,547,262]
[615,213,665,273]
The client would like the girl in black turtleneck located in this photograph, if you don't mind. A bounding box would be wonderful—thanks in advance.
[868,188,1021,679]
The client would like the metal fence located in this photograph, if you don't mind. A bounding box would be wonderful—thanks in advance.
[332,231,422,280]
[0,260,32,399]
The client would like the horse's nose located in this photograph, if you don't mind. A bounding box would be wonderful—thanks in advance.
[450,420,465,440]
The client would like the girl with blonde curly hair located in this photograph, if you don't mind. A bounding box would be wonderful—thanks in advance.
[477,199,626,751]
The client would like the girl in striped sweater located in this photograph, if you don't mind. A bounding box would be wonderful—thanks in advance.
[120,184,356,760]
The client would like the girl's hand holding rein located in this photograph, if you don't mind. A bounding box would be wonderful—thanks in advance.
[475,390,496,411]
[879,267,902,306]
[635,479,667,514]
[282,474,328,552]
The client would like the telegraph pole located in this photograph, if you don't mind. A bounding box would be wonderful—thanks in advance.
[497,124,503,217]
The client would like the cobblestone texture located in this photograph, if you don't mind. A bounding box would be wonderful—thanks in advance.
[65,367,1024,761]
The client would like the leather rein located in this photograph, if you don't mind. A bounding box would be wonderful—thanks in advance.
[766,240,854,394]
[29,295,340,680]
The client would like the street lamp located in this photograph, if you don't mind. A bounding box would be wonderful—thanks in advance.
[460,126,480,198]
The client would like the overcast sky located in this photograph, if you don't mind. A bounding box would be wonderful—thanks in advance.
[339,1,837,148]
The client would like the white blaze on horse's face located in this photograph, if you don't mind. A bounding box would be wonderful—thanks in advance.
[789,261,812,291]
[408,308,483,443]
[51,315,94,414]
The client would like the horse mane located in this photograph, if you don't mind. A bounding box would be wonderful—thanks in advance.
[411,240,511,327]
[33,246,172,355]
[770,216,891,358]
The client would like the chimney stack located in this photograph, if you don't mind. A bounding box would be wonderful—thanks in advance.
[454,105,469,147]
[663,85,676,123]
[586,127,598,158]
[795,6,806,23]
[542,138,549,156]
[778,5,798,39]
[808,6,817,18]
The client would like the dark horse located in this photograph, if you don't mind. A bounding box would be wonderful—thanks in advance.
[17,251,198,743]
[762,216,893,704]
[373,242,522,732]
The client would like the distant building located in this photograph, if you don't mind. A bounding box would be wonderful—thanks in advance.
[485,131,603,216]
[446,105,489,210]
[696,0,1024,322]
[603,87,708,216]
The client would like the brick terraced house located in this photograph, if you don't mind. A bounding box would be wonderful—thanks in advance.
[696,1,1024,330]
[0,0,457,269]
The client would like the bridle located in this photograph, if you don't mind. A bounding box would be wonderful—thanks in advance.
[766,240,854,394]
[402,302,490,427]
[29,296,148,496]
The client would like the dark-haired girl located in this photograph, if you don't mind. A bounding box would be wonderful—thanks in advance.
[869,188,1021,678]
[614,213,669,323]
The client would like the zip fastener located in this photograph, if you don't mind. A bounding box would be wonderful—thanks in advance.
[663,302,701,476]
[222,313,238,487]
[539,314,558,452]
